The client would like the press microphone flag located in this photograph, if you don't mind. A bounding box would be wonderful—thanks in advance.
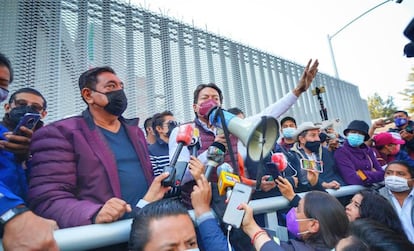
[217,163,240,196]
[163,124,193,187]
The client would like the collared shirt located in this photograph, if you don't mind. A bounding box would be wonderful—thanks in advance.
[389,188,414,243]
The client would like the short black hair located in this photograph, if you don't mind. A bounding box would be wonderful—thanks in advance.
[143,117,153,136]
[193,83,223,104]
[280,116,296,127]
[8,87,47,109]
[385,160,414,177]
[128,199,190,251]
[152,111,174,135]
[78,66,115,90]
[0,52,13,83]
[227,107,244,116]
[394,110,408,116]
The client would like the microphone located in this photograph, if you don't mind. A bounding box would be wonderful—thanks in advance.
[163,124,193,187]
[271,153,287,172]
[205,142,226,180]
[187,127,201,157]
[217,163,240,197]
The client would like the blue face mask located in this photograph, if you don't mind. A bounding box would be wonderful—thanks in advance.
[282,127,296,139]
[395,117,407,128]
[0,87,9,102]
[347,133,365,147]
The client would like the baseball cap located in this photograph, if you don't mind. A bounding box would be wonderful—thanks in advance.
[373,132,405,146]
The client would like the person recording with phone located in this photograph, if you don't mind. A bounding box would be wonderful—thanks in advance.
[0,59,58,250]
[291,122,346,190]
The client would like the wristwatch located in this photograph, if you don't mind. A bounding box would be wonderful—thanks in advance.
[0,206,30,225]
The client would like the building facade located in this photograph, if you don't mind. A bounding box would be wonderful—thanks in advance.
[0,0,370,130]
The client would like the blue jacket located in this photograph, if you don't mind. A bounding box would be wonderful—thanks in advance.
[0,123,26,216]
[197,214,231,251]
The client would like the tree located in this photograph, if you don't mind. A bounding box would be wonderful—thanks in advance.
[399,67,414,114]
[368,92,397,119]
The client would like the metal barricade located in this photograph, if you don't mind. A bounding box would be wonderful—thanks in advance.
[0,185,365,250]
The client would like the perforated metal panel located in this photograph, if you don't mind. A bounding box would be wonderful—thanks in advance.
[0,0,370,130]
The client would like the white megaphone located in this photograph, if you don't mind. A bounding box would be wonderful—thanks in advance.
[208,108,279,161]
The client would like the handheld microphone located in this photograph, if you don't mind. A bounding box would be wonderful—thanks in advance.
[271,153,288,172]
[187,127,201,157]
[205,142,226,180]
[163,124,193,187]
[217,163,240,197]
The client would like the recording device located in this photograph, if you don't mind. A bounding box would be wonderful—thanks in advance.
[204,142,226,180]
[162,124,193,187]
[217,163,240,197]
[300,158,323,173]
[187,127,201,157]
[13,113,41,135]
[383,117,393,125]
[265,162,280,181]
[222,182,253,229]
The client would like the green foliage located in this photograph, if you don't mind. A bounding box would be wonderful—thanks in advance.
[399,67,414,114]
[368,92,397,119]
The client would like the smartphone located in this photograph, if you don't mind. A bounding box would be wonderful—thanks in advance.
[383,117,393,125]
[13,113,41,135]
[222,182,253,228]
[265,162,280,181]
[300,158,323,173]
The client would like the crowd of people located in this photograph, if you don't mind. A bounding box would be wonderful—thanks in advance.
[1,51,414,251]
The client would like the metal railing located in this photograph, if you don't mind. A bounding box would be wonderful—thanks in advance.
[0,185,364,251]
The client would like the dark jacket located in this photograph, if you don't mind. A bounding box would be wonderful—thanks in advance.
[334,140,384,185]
[27,109,154,228]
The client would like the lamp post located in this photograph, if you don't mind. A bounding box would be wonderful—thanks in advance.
[327,0,402,79]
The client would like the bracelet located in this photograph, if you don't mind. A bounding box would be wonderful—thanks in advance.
[251,229,267,244]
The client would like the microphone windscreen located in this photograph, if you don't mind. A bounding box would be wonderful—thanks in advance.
[210,141,226,153]
[216,163,234,176]
[176,124,193,145]
[271,153,287,172]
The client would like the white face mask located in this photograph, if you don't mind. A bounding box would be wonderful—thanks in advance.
[384,175,411,192]
[185,249,200,251]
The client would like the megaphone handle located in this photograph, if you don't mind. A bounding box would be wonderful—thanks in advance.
[255,116,268,191]
[216,108,239,176]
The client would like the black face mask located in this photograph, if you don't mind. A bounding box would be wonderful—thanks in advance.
[166,121,178,137]
[93,89,128,116]
[305,141,321,153]
[3,106,40,129]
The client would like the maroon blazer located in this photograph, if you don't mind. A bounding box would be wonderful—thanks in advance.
[27,109,153,228]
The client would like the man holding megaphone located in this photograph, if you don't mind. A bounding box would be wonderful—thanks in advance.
[169,59,319,251]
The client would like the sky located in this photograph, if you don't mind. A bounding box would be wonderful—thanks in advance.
[129,0,414,109]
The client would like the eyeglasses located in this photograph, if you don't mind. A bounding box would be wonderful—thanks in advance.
[14,99,44,112]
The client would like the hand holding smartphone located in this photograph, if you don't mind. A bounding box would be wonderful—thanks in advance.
[222,182,253,228]
[13,113,41,136]
[300,158,323,173]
